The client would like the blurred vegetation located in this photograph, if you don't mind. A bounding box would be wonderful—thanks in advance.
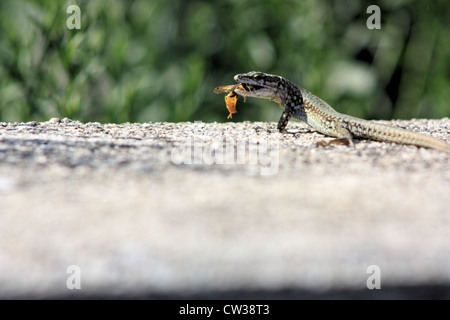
[0,0,449,123]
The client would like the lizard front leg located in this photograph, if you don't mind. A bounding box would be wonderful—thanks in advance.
[277,110,292,133]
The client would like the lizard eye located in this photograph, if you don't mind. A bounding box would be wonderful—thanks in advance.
[254,74,263,81]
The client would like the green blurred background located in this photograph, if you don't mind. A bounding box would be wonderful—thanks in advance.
[0,0,449,123]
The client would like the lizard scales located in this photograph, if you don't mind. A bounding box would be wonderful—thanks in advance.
[232,71,450,153]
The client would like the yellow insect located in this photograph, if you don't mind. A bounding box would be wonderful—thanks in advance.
[213,85,247,119]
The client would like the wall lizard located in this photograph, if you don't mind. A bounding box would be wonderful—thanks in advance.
[228,71,450,153]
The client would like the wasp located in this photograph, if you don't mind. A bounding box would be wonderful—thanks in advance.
[214,84,247,119]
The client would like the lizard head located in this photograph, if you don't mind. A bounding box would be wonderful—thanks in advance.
[234,71,283,103]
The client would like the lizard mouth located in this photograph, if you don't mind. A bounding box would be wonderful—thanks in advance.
[239,83,264,92]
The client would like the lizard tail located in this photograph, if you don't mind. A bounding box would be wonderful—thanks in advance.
[347,120,450,153]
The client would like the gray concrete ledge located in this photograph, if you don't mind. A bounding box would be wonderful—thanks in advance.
[1,118,450,299]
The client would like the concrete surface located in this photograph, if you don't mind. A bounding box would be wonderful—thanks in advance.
[0,118,450,299]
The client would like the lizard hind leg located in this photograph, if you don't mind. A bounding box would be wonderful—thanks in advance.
[316,138,354,148]
[315,125,355,148]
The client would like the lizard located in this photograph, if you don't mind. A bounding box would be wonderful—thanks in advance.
[227,71,450,153]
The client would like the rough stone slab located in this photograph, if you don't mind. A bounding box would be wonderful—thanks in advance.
[0,118,450,299]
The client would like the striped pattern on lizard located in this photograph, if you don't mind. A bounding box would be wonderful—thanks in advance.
[228,71,450,153]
